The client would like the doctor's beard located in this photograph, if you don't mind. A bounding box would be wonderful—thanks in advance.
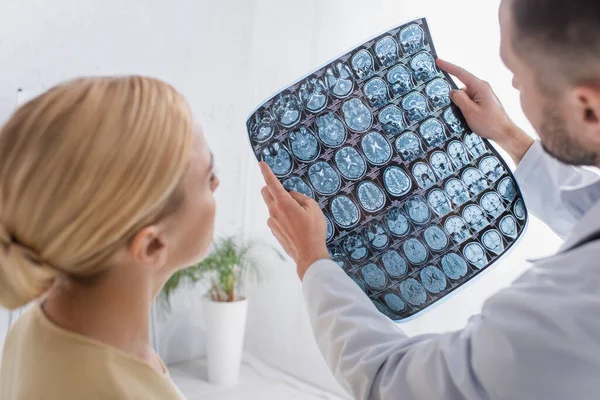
[539,104,598,167]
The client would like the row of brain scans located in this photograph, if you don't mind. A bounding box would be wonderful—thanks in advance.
[247,18,528,320]
[324,176,522,242]
[249,66,451,144]
[327,196,526,267]
[275,132,500,206]
[260,110,484,186]
[248,23,451,144]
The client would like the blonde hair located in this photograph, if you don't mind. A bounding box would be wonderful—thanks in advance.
[0,76,194,310]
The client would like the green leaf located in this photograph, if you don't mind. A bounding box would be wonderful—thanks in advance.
[158,235,281,310]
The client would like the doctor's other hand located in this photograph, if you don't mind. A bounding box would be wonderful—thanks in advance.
[436,58,534,164]
[259,161,330,280]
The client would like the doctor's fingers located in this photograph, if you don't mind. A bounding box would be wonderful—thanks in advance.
[289,191,314,209]
[261,186,275,208]
[262,186,299,223]
[267,217,296,258]
[259,161,297,209]
[436,59,481,91]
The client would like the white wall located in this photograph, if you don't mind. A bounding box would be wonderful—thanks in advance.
[0,0,563,397]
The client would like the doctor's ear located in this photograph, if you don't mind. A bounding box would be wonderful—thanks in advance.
[572,85,600,125]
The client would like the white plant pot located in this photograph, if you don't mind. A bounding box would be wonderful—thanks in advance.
[203,294,248,386]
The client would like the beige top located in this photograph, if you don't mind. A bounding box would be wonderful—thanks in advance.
[0,304,185,399]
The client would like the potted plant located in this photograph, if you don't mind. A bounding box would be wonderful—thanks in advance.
[160,236,281,386]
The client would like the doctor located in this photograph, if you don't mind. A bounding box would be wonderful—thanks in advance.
[260,0,600,399]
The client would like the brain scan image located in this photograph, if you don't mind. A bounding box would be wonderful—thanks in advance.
[427,189,452,217]
[463,204,489,232]
[419,118,447,147]
[480,191,505,218]
[299,77,328,113]
[381,250,408,277]
[441,253,469,280]
[464,133,487,158]
[283,176,313,198]
[499,215,518,239]
[325,215,334,242]
[447,140,470,169]
[395,132,425,162]
[343,233,369,260]
[385,207,411,236]
[387,64,414,96]
[362,132,392,165]
[482,230,505,255]
[343,98,373,132]
[375,36,400,67]
[400,278,428,306]
[430,151,453,179]
[462,167,489,196]
[325,62,354,98]
[335,146,367,180]
[379,105,405,135]
[402,92,429,124]
[363,77,391,109]
[247,18,527,321]
[351,49,375,80]
[249,109,276,143]
[352,277,368,292]
[412,162,436,190]
[405,196,432,225]
[261,143,293,176]
[513,199,526,220]
[445,178,471,206]
[425,78,451,109]
[479,156,505,182]
[362,263,387,290]
[315,112,346,147]
[398,24,426,55]
[423,225,449,252]
[289,126,320,162]
[357,181,386,212]
[420,265,447,294]
[403,238,429,265]
[364,220,389,249]
[444,215,472,244]
[410,52,438,83]
[463,242,488,269]
[327,245,346,268]
[383,166,412,197]
[497,177,517,202]
[383,292,406,312]
[443,107,466,134]
[330,195,360,228]
[273,93,302,128]
[308,161,341,195]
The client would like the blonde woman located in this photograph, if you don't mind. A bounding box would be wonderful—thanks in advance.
[0,76,219,399]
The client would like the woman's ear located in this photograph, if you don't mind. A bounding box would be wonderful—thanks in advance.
[129,226,168,269]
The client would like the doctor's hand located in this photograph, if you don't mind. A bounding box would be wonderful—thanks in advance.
[259,161,330,281]
[436,58,534,164]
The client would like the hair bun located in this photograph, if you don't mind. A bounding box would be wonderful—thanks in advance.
[0,226,58,310]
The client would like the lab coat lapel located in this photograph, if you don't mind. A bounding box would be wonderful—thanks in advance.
[559,198,600,252]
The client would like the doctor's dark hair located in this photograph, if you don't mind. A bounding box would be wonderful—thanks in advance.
[511,0,600,85]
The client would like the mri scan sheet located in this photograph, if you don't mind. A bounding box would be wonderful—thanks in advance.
[246,18,528,321]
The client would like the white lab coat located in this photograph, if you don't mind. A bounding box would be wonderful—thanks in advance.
[303,141,600,400]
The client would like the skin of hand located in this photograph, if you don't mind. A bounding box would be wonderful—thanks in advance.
[436,58,535,164]
[259,161,331,280]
